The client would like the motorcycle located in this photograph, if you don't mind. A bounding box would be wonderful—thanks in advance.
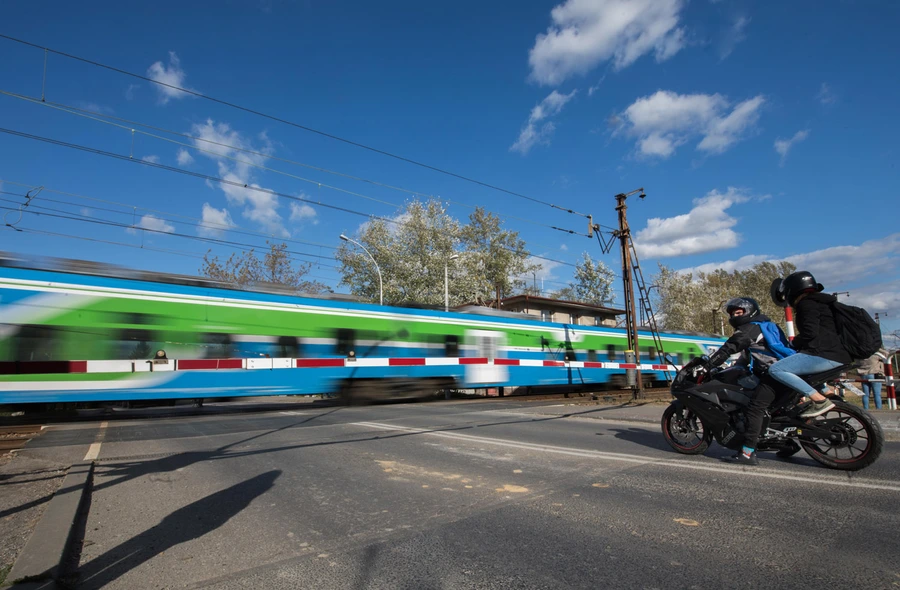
[661,358,883,471]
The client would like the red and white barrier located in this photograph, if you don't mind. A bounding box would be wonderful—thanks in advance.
[0,357,681,376]
[784,307,796,341]
[886,357,896,411]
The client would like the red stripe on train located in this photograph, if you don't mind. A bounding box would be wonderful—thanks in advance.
[388,358,426,366]
[177,359,244,370]
[0,361,88,375]
[459,357,488,365]
[296,358,346,368]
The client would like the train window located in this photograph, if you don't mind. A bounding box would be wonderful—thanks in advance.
[541,310,552,322]
[594,317,603,326]
[570,314,579,324]
[335,328,355,356]
[444,335,460,357]
[203,333,234,358]
[115,328,154,359]
[606,344,617,361]
[277,336,302,358]
[587,349,598,363]
[11,325,60,361]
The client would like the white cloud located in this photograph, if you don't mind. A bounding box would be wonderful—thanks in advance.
[127,214,175,235]
[190,119,288,237]
[146,52,194,104]
[817,82,837,105]
[289,201,318,225]
[678,233,900,296]
[198,203,236,237]
[634,187,751,258]
[529,0,686,86]
[125,84,140,100]
[141,155,161,164]
[560,243,569,251]
[511,90,577,154]
[587,76,606,96]
[616,90,765,158]
[176,148,195,166]
[719,15,749,60]
[774,129,809,166]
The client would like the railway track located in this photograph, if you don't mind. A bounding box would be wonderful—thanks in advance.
[0,423,43,453]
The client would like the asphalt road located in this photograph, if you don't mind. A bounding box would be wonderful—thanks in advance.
[19,399,900,589]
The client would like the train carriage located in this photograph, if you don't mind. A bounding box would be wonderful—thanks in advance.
[0,255,726,406]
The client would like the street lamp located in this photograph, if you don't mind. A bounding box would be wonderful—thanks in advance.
[444,253,459,312]
[340,234,383,306]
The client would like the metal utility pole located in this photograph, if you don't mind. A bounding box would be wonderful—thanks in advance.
[614,189,644,398]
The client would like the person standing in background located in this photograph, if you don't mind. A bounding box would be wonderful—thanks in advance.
[858,348,888,410]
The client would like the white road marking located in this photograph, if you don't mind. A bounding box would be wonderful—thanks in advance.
[351,421,900,493]
[82,420,108,461]
[279,411,302,416]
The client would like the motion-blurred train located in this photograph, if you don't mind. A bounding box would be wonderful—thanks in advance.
[0,253,726,407]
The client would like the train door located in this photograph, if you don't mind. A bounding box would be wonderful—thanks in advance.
[464,330,508,385]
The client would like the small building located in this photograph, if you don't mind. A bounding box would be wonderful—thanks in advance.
[464,294,624,327]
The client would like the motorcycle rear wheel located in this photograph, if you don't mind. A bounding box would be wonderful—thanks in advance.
[799,401,883,471]
[662,403,712,455]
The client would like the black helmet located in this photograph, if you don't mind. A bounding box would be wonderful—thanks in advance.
[771,271,823,307]
[725,297,760,328]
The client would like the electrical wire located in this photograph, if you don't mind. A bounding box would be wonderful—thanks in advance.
[0,226,340,286]
[0,91,590,251]
[0,201,342,267]
[0,179,340,251]
[0,34,592,218]
[0,129,580,269]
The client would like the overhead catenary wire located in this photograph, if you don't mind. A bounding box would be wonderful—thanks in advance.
[0,179,340,252]
[0,90,585,245]
[0,225,339,285]
[0,201,343,268]
[0,129,579,269]
[0,33,592,219]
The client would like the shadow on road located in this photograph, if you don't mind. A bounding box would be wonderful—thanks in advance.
[76,470,281,589]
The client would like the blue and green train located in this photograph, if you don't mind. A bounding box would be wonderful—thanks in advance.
[0,254,726,405]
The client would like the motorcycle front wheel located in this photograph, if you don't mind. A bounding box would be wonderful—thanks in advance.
[661,403,712,455]
[799,401,884,471]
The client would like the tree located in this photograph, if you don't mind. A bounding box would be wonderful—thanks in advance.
[652,261,796,334]
[459,207,541,305]
[336,200,539,307]
[336,199,461,306]
[551,252,615,305]
[200,241,330,294]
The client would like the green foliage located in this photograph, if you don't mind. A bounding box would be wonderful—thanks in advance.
[653,261,797,334]
[551,252,616,305]
[200,241,330,294]
[336,199,540,306]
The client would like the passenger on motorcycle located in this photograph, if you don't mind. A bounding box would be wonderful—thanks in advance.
[769,271,849,419]
[703,297,795,466]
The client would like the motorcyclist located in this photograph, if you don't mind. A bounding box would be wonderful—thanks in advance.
[703,297,796,466]
[769,271,850,418]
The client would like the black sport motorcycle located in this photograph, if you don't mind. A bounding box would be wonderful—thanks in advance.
[661,359,883,471]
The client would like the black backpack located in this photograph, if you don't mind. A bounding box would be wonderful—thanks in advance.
[830,301,883,360]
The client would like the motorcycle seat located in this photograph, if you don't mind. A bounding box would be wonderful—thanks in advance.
[800,364,855,387]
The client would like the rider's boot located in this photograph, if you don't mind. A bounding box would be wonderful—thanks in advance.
[727,447,759,466]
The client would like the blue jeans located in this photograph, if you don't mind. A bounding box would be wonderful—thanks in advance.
[862,374,883,410]
[768,353,844,397]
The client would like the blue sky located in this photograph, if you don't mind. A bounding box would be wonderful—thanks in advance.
[1,0,898,336]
